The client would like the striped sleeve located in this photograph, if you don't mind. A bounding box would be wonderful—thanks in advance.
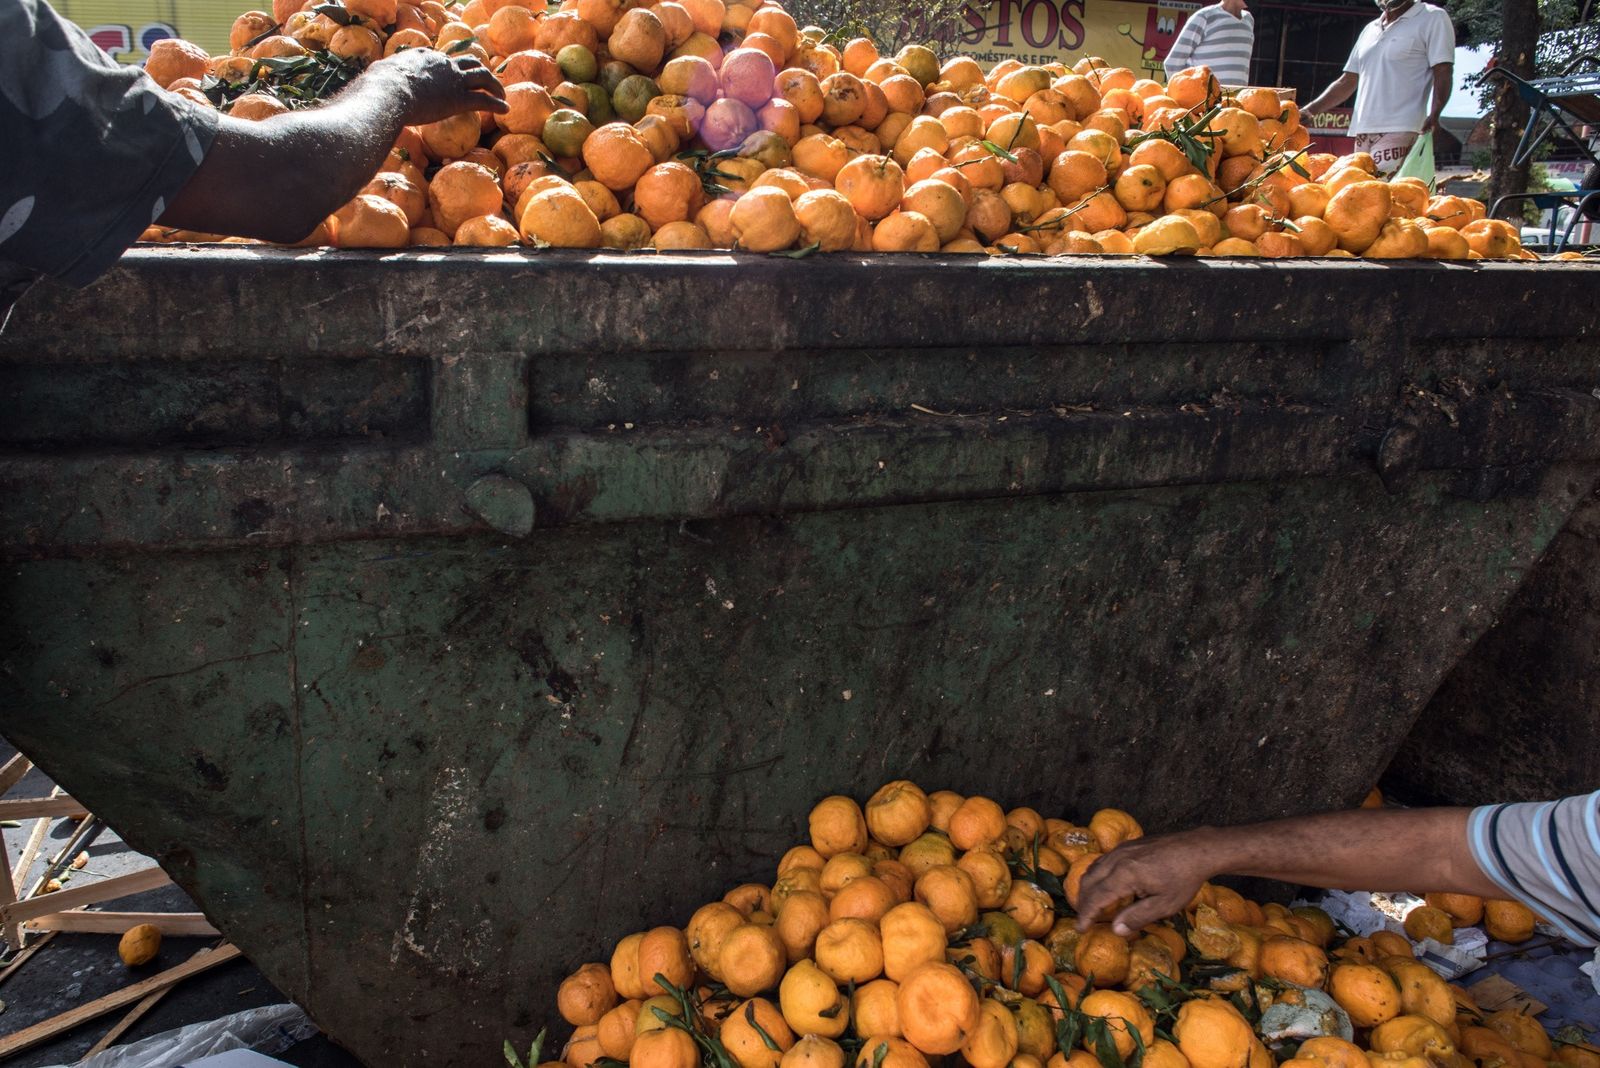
[1468,791,1600,947]
[1163,13,1205,79]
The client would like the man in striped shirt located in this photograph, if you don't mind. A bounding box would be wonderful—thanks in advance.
[1162,0,1255,88]
[1073,790,1600,945]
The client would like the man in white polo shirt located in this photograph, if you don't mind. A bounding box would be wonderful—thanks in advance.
[1303,0,1455,173]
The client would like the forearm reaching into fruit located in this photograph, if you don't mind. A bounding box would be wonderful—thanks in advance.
[160,49,506,243]
[1305,72,1358,115]
[1075,807,1503,937]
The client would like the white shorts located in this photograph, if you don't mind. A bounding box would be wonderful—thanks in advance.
[1353,132,1419,175]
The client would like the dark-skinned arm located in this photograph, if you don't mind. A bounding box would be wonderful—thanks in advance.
[1075,807,1504,937]
[158,48,507,243]
[1421,62,1452,133]
[1304,71,1358,115]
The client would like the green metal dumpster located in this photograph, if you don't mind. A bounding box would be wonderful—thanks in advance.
[2,249,1599,1066]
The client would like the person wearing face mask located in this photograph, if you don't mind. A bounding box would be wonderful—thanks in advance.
[1302,0,1455,174]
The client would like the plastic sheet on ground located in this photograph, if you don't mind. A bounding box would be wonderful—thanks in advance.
[39,1003,315,1068]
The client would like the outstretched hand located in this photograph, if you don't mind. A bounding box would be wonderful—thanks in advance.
[1075,831,1218,937]
[374,48,509,124]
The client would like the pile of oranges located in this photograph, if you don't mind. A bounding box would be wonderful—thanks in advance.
[544,783,1591,1068]
[134,0,1530,258]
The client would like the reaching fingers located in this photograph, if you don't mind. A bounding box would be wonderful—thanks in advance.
[1110,892,1189,937]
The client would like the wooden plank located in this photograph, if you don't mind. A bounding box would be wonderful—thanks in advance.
[0,943,240,1058]
[25,911,219,936]
[9,790,59,889]
[83,946,221,1057]
[0,931,55,988]
[0,796,86,819]
[0,824,17,952]
[0,754,30,797]
[0,866,170,927]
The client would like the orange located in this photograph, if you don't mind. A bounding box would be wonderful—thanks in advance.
[962,999,1021,1068]
[1384,959,1455,1031]
[874,859,916,903]
[1126,934,1179,993]
[779,845,828,874]
[1323,180,1390,253]
[1484,899,1536,943]
[638,927,693,997]
[830,875,897,924]
[1080,990,1155,1059]
[1259,936,1328,988]
[428,161,502,238]
[898,832,957,878]
[1364,218,1429,259]
[814,917,884,983]
[361,171,427,227]
[1074,923,1131,986]
[948,796,1007,850]
[729,179,800,252]
[727,883,774,916]
[808,796,869,857]
[1424,893,1484,928]
[583,123,654,191]
[1486,1010,1553,1058]
[852,977,902,1037]
[1114,164,1166,213]
[689,902,746,979]
[1126,212,1203,254]
[783,1036,846,1068]
[779,958,849,1037]
[1295,1038,1367,1068]
[1462,218,1521,258]
[1369,930,1413,959]
[566,1023,602,1068]
[853,1038,929,1068]
[454,213,522,246]
[784,187,856,252]
[1003,880,1055,939]
[634,161,706,230]
[1372,1017,1456,1058]
[818,852,875,897]
[1145,1040,1193,1068]
[332,194,411,248]
[1403,905,1454,944]
[774,889,831,963]
[146,37,211,88]
[896,961,980,1055]
[610,7,667,71]
[820,72,869,126]
[631,1027,697,1068]
[598,998,643,1059]
[1327,962,1401,1027]
[958,849,1013,910]
[927,791,964,832]
[880,902,947,981]
[1462,1026,1523,1065]
[722,998,794,1068]
[1001,938,1055,996]
[721,923,787,997]
[890,116,951,168]
[1173,998,1257,1068]
[559,962,619,1025]
[913,865,979,933]
[836,154,906,221]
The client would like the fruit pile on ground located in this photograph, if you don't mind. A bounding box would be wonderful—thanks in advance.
[135,0,1527,257]
[542,784,1594,1068]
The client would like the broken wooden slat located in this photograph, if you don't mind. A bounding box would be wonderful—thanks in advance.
[0,866,171,927]
[0,943,241,1058]
[0,930,55,988]
[0,795,87,819]
[84,945,221,1057]
[25,911,218,936]
[0,754,30,796]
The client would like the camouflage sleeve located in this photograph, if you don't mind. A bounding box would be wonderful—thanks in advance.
[0,0,220,287]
